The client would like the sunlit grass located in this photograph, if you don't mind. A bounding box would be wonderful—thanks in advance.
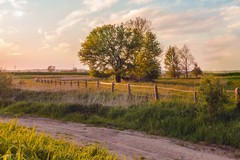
[0,120,118,160]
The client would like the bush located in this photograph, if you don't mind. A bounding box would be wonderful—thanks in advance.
[0,70,12,97]
[198,76,228,114]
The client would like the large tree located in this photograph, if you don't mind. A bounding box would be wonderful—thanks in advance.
[164,46,181,78]
[179,44,194,78]
[78,18,162,82]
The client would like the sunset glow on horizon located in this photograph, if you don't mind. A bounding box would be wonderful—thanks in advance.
[0,0,240,71]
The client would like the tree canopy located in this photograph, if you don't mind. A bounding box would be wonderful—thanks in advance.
[78,17,162,82]
[164,46,181,78]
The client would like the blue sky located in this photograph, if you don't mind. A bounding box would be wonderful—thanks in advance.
[0,0,240,70]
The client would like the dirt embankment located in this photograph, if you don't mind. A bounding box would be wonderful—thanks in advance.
[0,116,239,160]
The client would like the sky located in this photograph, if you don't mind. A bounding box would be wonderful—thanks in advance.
[0,0,240,71]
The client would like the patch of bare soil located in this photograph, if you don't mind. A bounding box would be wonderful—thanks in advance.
[0,116,239,160]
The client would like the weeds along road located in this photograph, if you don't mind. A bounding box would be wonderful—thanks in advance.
[0,116,237,160]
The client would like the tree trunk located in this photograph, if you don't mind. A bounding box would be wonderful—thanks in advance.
[185,67,188,78]
[115,74,121,83]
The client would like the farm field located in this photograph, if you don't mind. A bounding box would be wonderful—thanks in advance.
[12,72,240,103]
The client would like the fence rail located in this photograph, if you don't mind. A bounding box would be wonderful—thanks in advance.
[35,78,238,103]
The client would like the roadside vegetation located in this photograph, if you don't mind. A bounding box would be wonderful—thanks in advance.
[1,97,240,148]
[0,121,117,159]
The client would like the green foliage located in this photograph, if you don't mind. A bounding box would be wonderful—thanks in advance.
[0,70,13,97]
[0,121,117,159]
[89,70,112,79]
[164,46,181,78]
[131,32,162,81]
[198,76,228,114]
[78,17,162,82]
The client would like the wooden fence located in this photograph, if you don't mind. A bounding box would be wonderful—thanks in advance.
[35,78,239,103]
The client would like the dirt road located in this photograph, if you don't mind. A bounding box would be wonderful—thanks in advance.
[0,116,238,160]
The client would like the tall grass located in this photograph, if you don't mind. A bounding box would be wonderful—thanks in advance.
[1,99,240,148]
[0,120,117,160]
[9,89,147,108]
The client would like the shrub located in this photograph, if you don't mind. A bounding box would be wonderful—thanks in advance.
[198,76,228,115]
[0,70,12,97]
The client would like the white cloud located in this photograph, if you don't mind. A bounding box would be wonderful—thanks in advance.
[54,42,71,52]
[8,0,28,9]
[0,0,27,8]
[0,38,13,48]
[41,0,118,42]
[0,26,18,34]
[129,0,152,4]
[8,52,23,56]
[56,0,118,34]
[13,10,24,17]
[0,10,8,19]
[228,21,240,29]
[221,5,240,21]
[38,28,43,35]
[38,43,50,51]
[56,10,87,35]
[83,0,118,12]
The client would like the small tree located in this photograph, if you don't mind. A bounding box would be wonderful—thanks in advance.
[179,44,194,78]
[198,76,228,115]
[192,62,202,77]
[47,66,55,72]
[131,32,162,81]
[164,46,181,78]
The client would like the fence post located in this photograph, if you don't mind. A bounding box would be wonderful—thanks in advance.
[70,81,72,87]
[112,82,115,93]
[60,81,62,85]
[64,81,66,85]
[127,83,131,96]
[235,87,240,109]
[55,80,57,85]
[154,85,159,101]
[77,81,80,87]
[96,81,100,89]
[194,91,197,103]
[85,80,88,88]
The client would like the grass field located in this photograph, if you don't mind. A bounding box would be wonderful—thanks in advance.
[1,71,240,151]
[0,120,117,159]
[12,72,240,103]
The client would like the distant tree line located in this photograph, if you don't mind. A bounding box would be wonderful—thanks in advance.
[78,17,202,82]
